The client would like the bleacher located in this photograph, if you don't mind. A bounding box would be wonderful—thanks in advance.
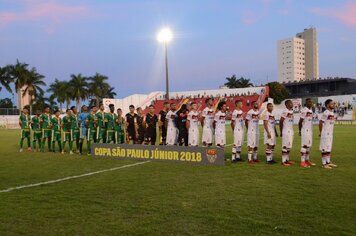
[145,92,267,120]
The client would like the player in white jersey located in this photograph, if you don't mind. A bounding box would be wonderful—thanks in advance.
[279,100,295,166]
[213,102,227,148]
[319,99,337,169]
[201,98,215,146]
[263,103,278,164]
[299,98,316,168]
[245,101,260,164]
[187,102,200,147]
[165,103,178,145]
[231,100,244,162]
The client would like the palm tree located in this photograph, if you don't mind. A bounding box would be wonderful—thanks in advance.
[69,74,89,110]
[6,60,46,113]
[238,77,253,88]
[224,75,253,88]
[88,73,110,107]
[104,87,117,98]
[224,75,239,88]
[47,79,70,112]
[0,66,13,93]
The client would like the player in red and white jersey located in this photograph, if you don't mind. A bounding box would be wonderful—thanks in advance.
[231,100,245,162]
[299,98,316,168]
[187,102,200,147]
[319,99,338,169]
[245,101,260,164]
[279,100,295,166]
[213,102,227,148]
[201,98,214,146]
[263,103,278,164]
[165,103,178,145]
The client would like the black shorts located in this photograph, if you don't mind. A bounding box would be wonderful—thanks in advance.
[145,129,156,145]
[127,129,137,142]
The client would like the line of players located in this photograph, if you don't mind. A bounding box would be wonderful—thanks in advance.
[18,97,337,168]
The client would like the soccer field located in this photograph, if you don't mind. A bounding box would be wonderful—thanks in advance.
[0,125,355,235]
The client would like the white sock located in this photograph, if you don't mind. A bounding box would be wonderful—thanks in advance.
[232,147,236,160]
[236,147,241,159]
[248,152,252,161]
[326,156,331,163]
[253,152,258,160]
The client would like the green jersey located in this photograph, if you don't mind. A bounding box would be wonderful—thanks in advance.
[96,111,107,129]
[70,113,80,130]
[40,113,52,129]
[115,116,125,131]
[51,116,62,131]
[86,113,97,129]
[19,113,31,129]
[31,115,41,131]
[62,115,72,132]
[106,112,117,130]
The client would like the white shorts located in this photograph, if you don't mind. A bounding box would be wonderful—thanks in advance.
[233,128,244,147]
[202,127,213,144]
[166,127,178,145]
[301,130,313,147]
[319,135,333,152]
[188,128,200,146]
[247,129,259,148]
[264,132,276,146]
[282,130,294,149]
[215,128,226,146]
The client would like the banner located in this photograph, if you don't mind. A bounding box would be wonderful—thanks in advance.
[91,143,225,166]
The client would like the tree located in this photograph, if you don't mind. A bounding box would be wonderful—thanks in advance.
[88,73,110,107]
[32,94,57,112]
[224,75,253,88]
[0,98,14,108]
[5,60,46,113]
[104,87,117,98]
[0,67,13,93]
[48,79,70,111]
[267,82,289,104]
[68,74,89,110]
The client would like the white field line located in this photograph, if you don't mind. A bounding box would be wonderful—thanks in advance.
[0,161,150,193]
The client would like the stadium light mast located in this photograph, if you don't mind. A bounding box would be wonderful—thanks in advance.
[157,28,173,100]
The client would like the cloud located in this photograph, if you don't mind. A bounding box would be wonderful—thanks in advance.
[0,1,90,33]
[311,1,356,29]
[241,11,260,25]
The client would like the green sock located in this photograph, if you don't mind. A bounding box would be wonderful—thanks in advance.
[41,140,45,151]
[58,141,62,152]
[27,138,31,148]
[62,141,66,151]
[33,141,36,149]
[52,141,55,151]
[88,140,91,154]
[48,140,51,151]
[69,141,73,151]
[20,138,24,148]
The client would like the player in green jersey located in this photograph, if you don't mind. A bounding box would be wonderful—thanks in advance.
[70,106,80,152]
[115,108,125,144]
[85,106,98,155]
[31,110,42,152]
[19,107,32,152]
[106,104,117,144]
[40,106,52,152]
[95,104,107,143]
[62,109,73,154]
[51,110,62,153]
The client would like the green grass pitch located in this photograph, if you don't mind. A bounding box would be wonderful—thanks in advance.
[0,125,355,235]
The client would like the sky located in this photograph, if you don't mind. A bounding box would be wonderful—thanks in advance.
[0,0,355,101]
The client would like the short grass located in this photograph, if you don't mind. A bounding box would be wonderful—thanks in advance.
[0,125,355,235]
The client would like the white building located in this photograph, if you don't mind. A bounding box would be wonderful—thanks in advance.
[277,28,319,83]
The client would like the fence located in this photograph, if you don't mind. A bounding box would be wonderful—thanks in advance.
[0,108,20,115]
